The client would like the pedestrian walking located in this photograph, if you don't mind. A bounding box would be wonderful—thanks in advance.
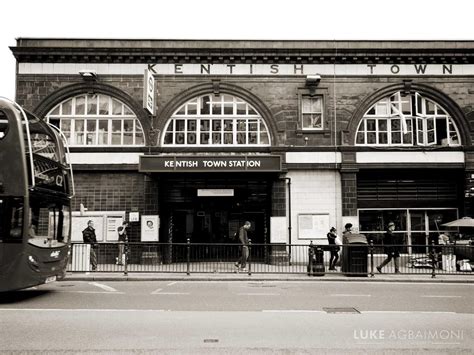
[377,221,402,273]
[82,220,98,271]
[327,227,340,270]
[116,221,129,265]
[234,221,251,272]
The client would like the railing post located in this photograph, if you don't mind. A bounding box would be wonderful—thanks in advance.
[123,242,128,276]
[248,239,252,276]
[430,240,436,278]
[369,240,374,277]
[308,241,314,276]
[186,238,191,276]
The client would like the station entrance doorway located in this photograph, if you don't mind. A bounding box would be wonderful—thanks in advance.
[159,173,274,247]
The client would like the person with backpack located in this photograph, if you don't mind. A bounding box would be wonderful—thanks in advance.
[234,221,251,272]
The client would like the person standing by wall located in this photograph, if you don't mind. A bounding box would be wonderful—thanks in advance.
[116,221,129,265]
[327,227,340,270]
[234,221,251,272]
[82,220,98,271]
[377,221,402,273]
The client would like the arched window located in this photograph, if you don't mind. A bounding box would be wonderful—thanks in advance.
[356,91,461,147]
[46,94,144,146]
[162,94,271,146]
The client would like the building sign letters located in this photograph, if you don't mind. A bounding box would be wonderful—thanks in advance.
[139,155,281,172]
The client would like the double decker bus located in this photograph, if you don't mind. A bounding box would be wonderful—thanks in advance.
[0,98,74,292]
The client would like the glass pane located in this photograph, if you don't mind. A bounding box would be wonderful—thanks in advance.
[378,120,387,131]
[212,120,221,131]
[401,97,411,115]
[50,105,60,115]
[200,96,210,115]
[311,98,322,112]
[356,132,365,144]
[391,132,401,144]
[367,132,376,144]
[87,95,98,115]
[164,133,173,144]
[375,102,388,115]
[187,103,197,115]
[224,133,233,144]
[237,120,246,131]
[123,120,133,132]
[176,105,185,115]
[124,106,133,115]
[248,121,258,132]
[366,119,376,131]
[403,132,413,144]
[366,106,376,115]
[302,114,313,128]
[86,120,96,145]
[223,101,233,115]
[200,120,210,132]
[260,133,269,145]
[248,106,257,115]
[236,132,246,144]
[426,100,435,115]
[187,120,197,132]
[391,119,401,131]
[379,132,388,144]
[187,133,197,144]
[111,120,122,145]
[135,132,144,145]
[63,99,72,115]
[112,99,122,115]
[211,132,221,144]
[97,120,108,145]
[98,95,109,115]
[60,119,70,132]
[75,96,85,115]
[302,98,312,113]
[211,102,222,115]
[427,118,435,130]
[200,133,210,144]
[248,132,257,144]
[236,103,246,115]
[224,120,233,131]
[74,119,84,145]
[175,120,185,131]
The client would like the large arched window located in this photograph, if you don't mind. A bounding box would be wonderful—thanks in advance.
[46,94,144,146]
[356,91,461,147]
[162,94,271,146]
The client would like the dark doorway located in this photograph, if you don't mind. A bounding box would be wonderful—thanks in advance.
[158,173,274,247]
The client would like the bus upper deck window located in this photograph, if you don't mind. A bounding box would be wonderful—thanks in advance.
[0,110,8,139]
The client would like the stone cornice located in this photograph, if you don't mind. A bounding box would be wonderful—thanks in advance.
[10,39,474,64]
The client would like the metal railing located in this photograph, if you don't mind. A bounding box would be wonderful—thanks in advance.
[68,240,473,277]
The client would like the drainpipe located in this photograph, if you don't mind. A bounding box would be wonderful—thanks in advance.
[283,177,292,264]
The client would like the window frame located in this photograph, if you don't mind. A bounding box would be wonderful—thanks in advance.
[46,94,145,147]
[300,95,324,131]
[356,91,461,147]
[162,94,271,147]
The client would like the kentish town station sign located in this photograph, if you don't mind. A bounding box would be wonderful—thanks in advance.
[139,155,282,172]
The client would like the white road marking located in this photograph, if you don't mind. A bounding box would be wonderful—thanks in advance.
[151,288,163,294]
[237,293,279,296]
[262,310,325,313]
[421,295,463,298]
[88,282,118,293]
[330,294,371,297]
[154,292,190,295]
[167,281,178,286]
[364,311,457,314]
[0,308,165,312]
[57,290,125,295]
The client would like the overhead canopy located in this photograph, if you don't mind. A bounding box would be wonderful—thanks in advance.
[442,217,474,228]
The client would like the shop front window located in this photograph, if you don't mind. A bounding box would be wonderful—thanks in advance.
[163,94,271,146]
[356,91,461,147]
[359,208,458,253]
[46,94,144,147]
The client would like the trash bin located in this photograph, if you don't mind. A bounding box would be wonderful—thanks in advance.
[307,245,325,276]
[342,233,368,276]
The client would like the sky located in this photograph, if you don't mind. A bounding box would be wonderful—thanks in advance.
[1,0,473,100]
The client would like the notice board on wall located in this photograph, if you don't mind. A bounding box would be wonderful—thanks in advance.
[298,213,330,240]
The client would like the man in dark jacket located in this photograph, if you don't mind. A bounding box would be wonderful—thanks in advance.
[376,221,402,273]
[327,227,340,270]
[116,221,128,265]
[82,220,98,271]
[234,221,251,272]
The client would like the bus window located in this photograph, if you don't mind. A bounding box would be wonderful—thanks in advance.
[0,197,24,242]
[0,110,8,139]
[29,204,70,243]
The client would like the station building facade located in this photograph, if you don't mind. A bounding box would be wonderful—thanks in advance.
[10,39,474,256]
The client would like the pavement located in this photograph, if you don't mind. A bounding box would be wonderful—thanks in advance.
[63,271,474,283]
